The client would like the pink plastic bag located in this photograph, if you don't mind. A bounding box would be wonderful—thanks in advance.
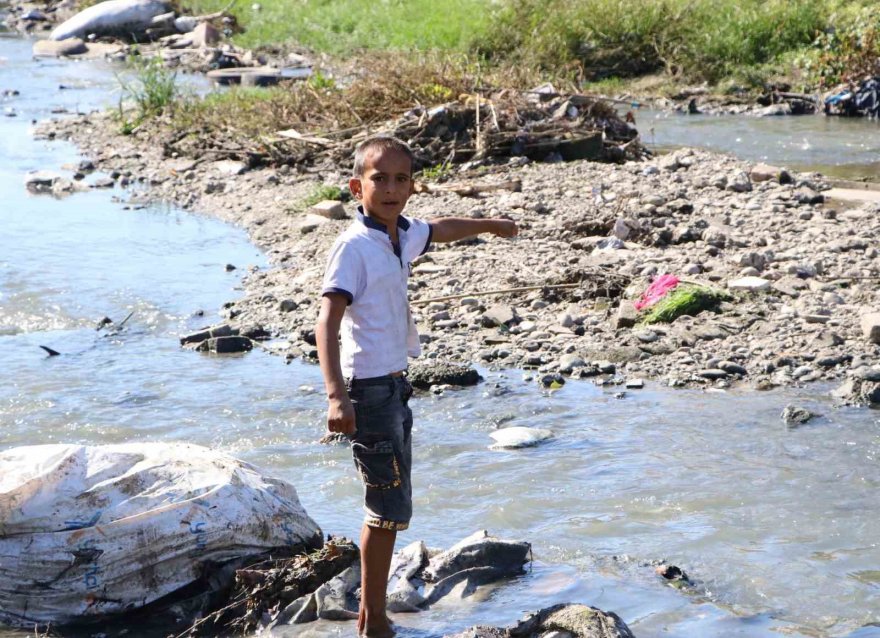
[635,274,680,311]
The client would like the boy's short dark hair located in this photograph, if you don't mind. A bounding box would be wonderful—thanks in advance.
[353,136,414,177]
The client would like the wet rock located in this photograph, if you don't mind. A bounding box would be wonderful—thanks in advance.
[314,564,360,620]
[557,353,585,373]
[510,603,635,638]
[540,373,566,388]
[33,38,88,58]
[832,378,880,406]
[196,335,253,354]
[423,530,531,584]
[407,360,481,389]
[180,323,234,345]
[24,170,63,193]
[781,404,817,426]
[625,378,644,389]
[655,563,689,581]
[91,176,115,188]
[387,541,428,612]
[697,369,728,380]
[489,426,553,449]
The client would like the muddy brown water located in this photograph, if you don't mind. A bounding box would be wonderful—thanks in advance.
[1,22,880,638]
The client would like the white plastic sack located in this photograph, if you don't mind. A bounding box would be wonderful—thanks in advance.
[49,0,169,41]
[0,443,322,628]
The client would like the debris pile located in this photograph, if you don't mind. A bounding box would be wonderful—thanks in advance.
[184,531,531,634]
[164,85,645,171]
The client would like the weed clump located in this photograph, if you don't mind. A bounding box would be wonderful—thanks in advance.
[641,285,730,324]
[116,55,178,134]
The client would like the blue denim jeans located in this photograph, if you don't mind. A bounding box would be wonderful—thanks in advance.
[347,375,413,531]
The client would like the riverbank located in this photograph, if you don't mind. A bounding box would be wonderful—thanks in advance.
[37,106,880,399]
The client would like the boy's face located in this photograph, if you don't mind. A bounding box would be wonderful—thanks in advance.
[349,148,414,222]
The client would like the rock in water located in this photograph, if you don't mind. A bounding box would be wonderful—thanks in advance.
[423,530,531,583]
[444,602,635,638]
[781,404,817,426]
[489,426,553,449]
[50,0,169,41]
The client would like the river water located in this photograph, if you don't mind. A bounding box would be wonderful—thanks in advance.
[1,22,879,638]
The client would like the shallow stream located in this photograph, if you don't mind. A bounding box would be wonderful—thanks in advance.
[1,22,879,638]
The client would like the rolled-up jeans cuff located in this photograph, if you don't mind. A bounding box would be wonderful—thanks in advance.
[365,516,409,531]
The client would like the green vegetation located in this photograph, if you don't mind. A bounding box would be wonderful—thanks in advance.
[115,55,178,134]
[418,161,454,182]
[180,0,878,90]
[302,185,348,209]
[182,0,491,54]
[641,285,730,324]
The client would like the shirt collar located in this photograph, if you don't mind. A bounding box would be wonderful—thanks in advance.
[356,205,411,235]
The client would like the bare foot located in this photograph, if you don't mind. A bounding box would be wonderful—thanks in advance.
[359,616,396,638]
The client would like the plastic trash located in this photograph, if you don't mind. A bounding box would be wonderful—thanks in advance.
[0,443,322,628]
[635,274,680,311]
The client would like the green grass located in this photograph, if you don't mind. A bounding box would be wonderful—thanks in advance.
[302,184,348,209]
[181,0,875,87]
[641,285,730,324]
[115,54,178,133]
[181,0,491,54]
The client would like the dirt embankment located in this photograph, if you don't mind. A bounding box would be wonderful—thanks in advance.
[38,107,880,400]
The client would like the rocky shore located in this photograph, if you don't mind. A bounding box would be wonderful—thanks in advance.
[36,108,880,402]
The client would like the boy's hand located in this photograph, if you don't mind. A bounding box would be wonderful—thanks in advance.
[327,397,356,435]
[491,219,518,238]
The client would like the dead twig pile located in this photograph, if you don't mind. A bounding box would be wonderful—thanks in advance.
[180,537,358,637]
[162,54,644,170]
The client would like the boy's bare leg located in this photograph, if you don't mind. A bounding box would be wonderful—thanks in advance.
[358,524,397,637]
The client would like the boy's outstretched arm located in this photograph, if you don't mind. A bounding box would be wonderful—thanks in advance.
[429,217,518,243]
[316,293,355,435]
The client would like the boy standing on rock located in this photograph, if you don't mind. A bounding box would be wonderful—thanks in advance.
[316,136,517,637]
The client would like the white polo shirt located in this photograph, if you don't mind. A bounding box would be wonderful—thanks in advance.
[321,208,432,379]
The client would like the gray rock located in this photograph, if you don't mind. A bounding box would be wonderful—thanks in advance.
[179,323,234,346]
[33,38,88,57]
[423,530,531,583]
[24,170,62,193]
[614,301,638,329]
[481,305,519,328]
[860,313,880,344]
[196,335,253,353]
[408,360,482,389]
[794,187,824,205]
[719,361,747,375]
[697,369,728,380]
[310,199,348,220]
[557,353,585,373]
[314,564,360,620]
[781,404,817,426]
[625,378,644,389]
[726,171,752,192]
[273,592,318,625]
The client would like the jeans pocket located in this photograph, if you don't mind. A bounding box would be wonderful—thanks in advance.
[349,381,396,411]
[351,439,401,490]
